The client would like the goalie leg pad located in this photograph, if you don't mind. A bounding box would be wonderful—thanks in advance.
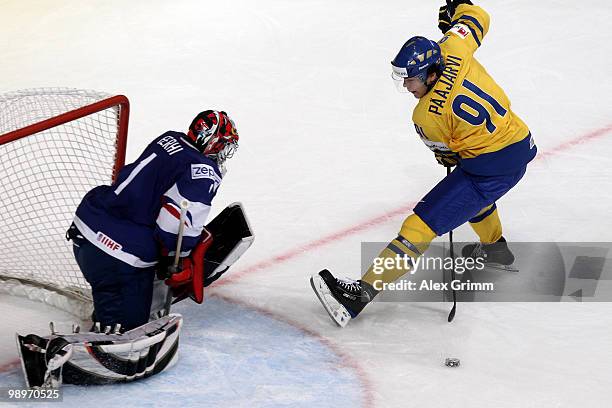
[16,314,183,387]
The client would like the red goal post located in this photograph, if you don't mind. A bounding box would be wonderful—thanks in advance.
[0,88,129,319]
[1,95,129,179]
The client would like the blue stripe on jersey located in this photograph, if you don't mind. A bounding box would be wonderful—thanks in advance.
[462,79,507,116]
[464,24,481,47]
[450,17,481,47]
[458,15,484,38]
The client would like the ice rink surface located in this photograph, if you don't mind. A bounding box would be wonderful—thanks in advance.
[1,0,612,406]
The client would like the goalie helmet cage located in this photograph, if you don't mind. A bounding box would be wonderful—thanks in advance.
[0,88,129,319]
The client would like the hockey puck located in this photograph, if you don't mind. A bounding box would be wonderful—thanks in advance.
[444,358,460,367]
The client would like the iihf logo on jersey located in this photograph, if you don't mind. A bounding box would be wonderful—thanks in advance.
[96,232,122,251]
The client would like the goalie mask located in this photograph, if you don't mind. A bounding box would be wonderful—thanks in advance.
[187,110,239,166]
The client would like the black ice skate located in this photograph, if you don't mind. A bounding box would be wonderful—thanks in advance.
[310,269,377,327]
[461,236,518,273]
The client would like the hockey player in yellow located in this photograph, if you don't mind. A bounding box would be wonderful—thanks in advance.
[311,0,537,327]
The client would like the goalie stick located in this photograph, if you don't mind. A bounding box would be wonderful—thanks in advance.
[163,200,190,315]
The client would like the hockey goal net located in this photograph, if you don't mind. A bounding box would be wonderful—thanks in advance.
[0,88,129,318]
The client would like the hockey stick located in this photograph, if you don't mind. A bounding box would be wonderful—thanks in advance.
[446,166,457,323]
[173,200,190,271]
[163,200,190,315]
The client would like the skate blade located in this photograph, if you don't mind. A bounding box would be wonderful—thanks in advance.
[458,263,519,275]
[309,274,351,328]
[483,263,519,273]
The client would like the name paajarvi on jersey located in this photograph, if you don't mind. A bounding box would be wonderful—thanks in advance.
[429,55,463,116]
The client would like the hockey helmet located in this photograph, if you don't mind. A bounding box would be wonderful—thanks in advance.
[187,110,239,165]
[391,36,443,83]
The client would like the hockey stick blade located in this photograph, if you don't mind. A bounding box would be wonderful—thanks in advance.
[447,305,456,322]
[310,274,351,328]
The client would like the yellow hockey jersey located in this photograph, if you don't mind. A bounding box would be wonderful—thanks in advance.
[412,4,530,162]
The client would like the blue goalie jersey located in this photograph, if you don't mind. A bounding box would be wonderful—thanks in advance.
[73,131,222,268]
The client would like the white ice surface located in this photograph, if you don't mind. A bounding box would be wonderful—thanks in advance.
[1,0,612,407]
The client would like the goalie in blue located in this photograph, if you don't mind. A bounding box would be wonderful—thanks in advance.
[17,110,254,388]
[70,110,240,331]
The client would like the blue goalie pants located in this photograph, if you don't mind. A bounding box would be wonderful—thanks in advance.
[73,239,156,331]
[413,165,527,236]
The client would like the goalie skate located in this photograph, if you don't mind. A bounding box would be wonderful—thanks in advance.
[310,273,351,328]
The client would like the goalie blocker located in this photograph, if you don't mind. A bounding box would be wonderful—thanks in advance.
[162,202,254,305]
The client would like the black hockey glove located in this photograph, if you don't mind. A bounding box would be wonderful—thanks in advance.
[438,5,452,34]
[439,0,474,33]
[434,150,459,167]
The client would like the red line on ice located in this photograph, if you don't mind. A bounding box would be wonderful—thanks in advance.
[219,202,417,286]
[0,359,20,373]
[534,124,612,160]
